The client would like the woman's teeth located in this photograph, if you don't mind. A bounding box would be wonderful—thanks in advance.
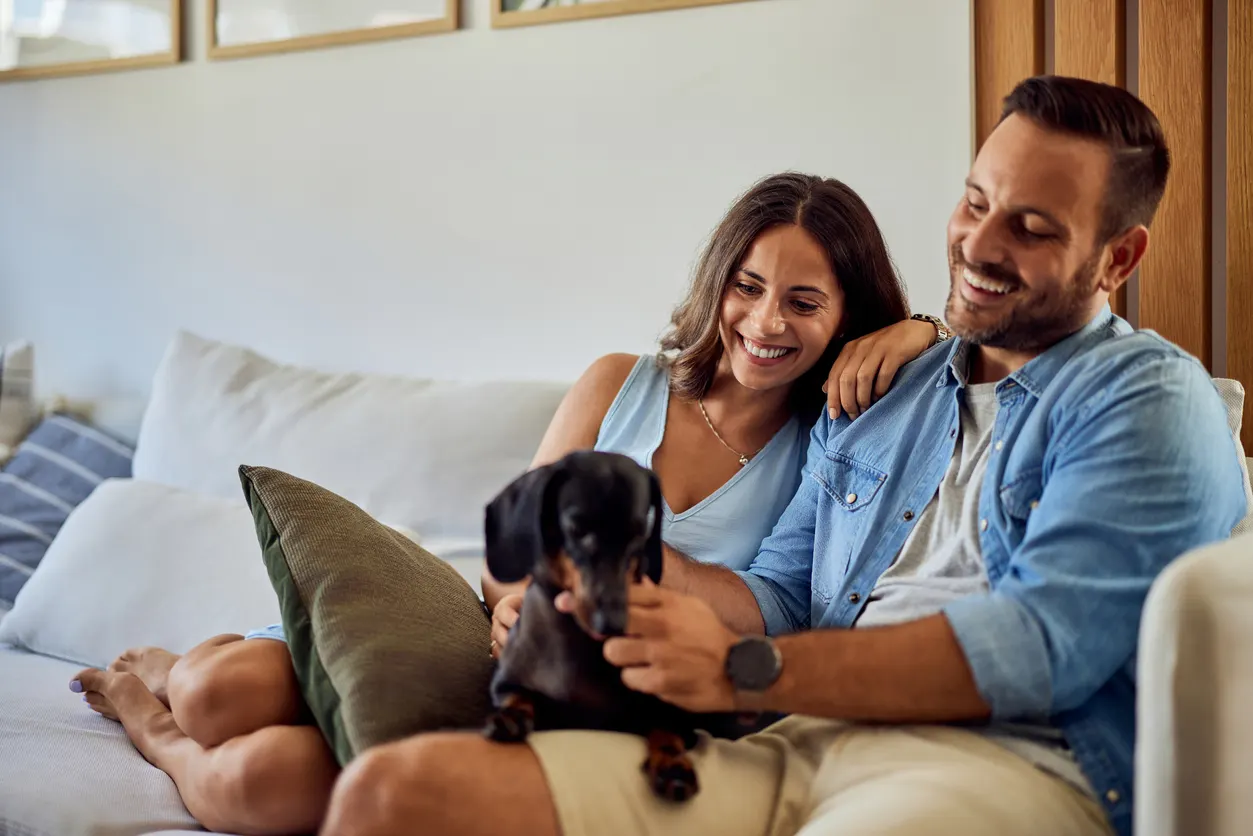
[964,268,1015,295]
[741,337,791,359]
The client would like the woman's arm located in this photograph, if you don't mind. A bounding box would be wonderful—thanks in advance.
[481,353,641,611]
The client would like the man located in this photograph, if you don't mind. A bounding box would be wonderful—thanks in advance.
[320,76,1247,836]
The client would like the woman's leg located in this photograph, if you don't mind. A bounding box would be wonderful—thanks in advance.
[108,634,307,749]
[74,666,338,836]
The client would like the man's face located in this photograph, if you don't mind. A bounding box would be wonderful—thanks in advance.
[945,114,1117,351]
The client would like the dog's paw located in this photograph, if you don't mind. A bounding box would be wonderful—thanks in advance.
[482,705,534,743]
[643,750,699,802]
[642,730,699,802]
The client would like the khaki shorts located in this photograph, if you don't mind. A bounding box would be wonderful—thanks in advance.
[528,716,1114,836]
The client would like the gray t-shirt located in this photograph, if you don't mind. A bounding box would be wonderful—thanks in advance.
[853,380,1096,799]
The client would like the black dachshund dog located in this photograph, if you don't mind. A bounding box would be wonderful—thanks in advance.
[481,450,755,802]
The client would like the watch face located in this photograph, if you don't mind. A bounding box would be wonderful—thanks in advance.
[726,637,780,692]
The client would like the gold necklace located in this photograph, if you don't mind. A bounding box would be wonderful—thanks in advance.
[697,399,761,467]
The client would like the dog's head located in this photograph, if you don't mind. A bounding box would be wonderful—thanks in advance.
[484,451,663,638]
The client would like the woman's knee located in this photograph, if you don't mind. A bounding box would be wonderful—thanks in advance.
[168,639,300,747]
[192,726,338,836]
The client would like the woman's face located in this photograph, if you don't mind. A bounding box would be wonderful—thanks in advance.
[717,224,845,393]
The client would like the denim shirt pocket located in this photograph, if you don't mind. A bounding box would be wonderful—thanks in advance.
[814,451,888,509]
[811,451,889,602]
[999,466,1043,547]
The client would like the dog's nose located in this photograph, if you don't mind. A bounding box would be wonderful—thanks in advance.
[591,610,626,638]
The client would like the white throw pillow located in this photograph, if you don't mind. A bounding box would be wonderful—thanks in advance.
[132,331,568,556]
[0,478,281,668]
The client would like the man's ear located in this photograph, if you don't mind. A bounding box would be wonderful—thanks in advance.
[484,463,565,584]
[1099,225,1150,295]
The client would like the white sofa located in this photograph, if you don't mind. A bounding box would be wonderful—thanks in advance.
[0,331,569,836]
[0,330,1249,836]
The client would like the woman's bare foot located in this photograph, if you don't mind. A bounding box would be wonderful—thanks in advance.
[108,647,180,706]
[71,668,179,766]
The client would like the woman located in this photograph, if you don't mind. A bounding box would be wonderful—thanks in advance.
[484,171,939,642]
[70,172,945,836]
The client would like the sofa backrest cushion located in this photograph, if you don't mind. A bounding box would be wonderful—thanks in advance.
[131,331,569,556]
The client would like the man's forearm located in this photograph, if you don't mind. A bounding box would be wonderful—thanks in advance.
[662,546,765,635]
[748,613,991,722]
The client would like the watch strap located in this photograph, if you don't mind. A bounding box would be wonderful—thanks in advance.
[910,313,953,344]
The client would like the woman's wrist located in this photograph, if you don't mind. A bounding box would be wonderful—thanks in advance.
[909,313,952,345]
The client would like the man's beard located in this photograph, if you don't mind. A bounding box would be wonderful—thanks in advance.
[944,242,1101,352]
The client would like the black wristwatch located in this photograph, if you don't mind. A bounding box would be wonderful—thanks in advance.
[724,635,783,692]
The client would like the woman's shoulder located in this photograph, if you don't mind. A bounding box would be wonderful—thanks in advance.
[572,353,649,401]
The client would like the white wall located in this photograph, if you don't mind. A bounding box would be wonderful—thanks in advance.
[0,0,972,438]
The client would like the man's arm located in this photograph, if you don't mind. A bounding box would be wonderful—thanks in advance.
[606,582,990,721]
[661,545,765,635]
[747,615,989,720]
[939,353,1247,720]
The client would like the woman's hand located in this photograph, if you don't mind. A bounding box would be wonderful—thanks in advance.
[490,593,524,660]
[824,318,940,421]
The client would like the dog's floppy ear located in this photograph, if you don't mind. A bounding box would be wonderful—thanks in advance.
[642,470,664,585]
[484,463,565,584]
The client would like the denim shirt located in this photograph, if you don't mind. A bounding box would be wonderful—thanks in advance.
[737,308,1248,836]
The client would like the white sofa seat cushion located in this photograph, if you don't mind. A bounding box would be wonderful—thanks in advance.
[132,331,568,556]
[0,646,208,836]
[0,478,282,668]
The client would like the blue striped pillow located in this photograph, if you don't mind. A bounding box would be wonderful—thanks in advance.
[0,413,134,609]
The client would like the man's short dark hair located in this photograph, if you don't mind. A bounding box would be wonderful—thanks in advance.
[1000,75,1170,243]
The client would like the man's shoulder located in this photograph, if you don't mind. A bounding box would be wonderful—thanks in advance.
[1051,327,1214,405]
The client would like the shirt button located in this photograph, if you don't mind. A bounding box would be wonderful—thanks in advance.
[848,592,861,604]
[980,519,988,531]
[994,440,1004,451]
[1105,789,1120,804]
[903,510,914,521]
[846,493,857,504]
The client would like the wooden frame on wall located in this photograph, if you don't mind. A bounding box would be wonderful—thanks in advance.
[492,0,764,30]
[207,0,458,60]
[0,0,181,83]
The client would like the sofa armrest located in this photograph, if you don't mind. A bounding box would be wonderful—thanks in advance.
[1136,532,1253,836]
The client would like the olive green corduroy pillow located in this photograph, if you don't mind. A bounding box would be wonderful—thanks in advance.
[238,465,495,765]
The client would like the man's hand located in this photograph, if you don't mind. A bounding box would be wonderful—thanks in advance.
[599,580,740,713]
[490,593,523,660]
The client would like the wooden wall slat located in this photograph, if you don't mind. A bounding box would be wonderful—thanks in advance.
[1054,0,1124,85]
[1137,0,1212,367]
[1229,0,1253,451]
[1053,0,1128,318]
[974,0,1045,149]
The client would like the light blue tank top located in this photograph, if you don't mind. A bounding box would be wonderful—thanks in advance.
[594,355,809,571]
